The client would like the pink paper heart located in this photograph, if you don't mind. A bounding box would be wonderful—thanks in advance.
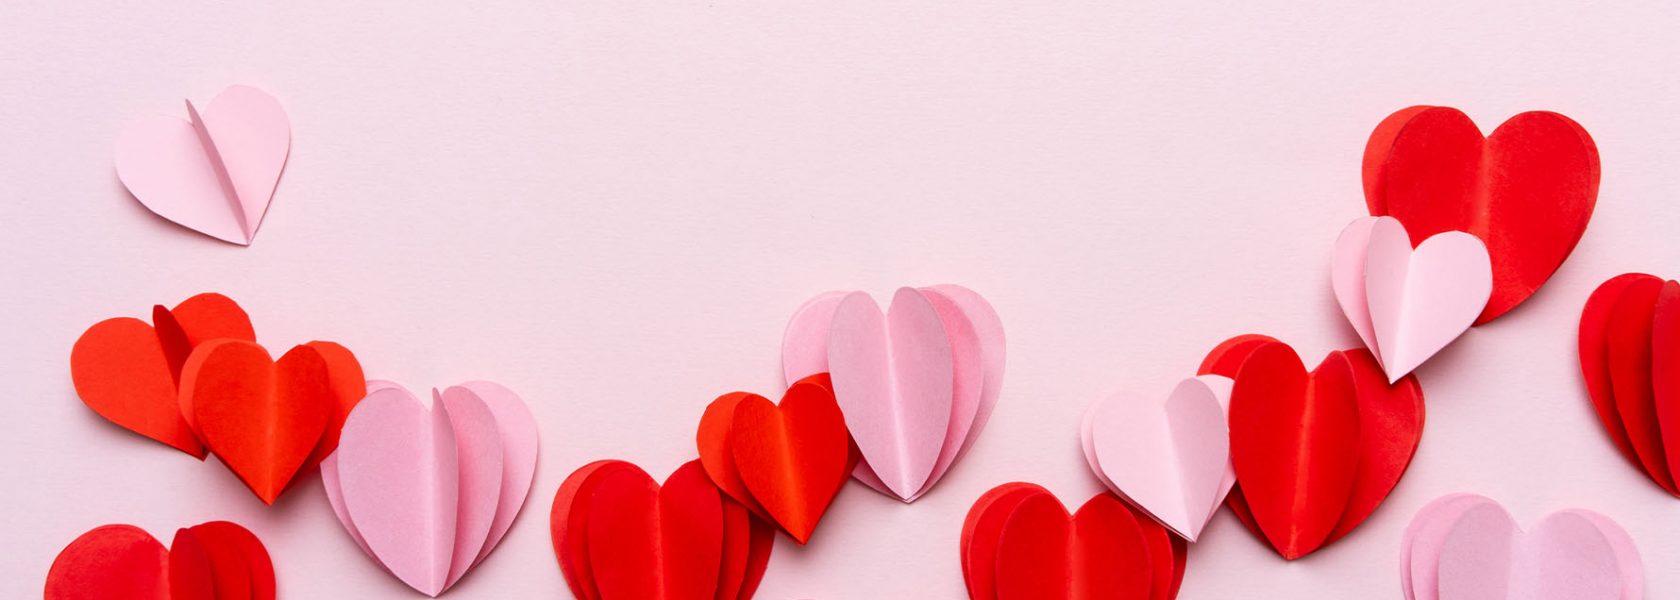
[1401,493,1642,600]
[1332,216,1492,382]
[324,381,538,596]
[1081,375,1234,541]
[113,85,289,245]
[781,285,1004,501]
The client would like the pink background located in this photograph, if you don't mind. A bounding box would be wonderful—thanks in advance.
[4,1,1679,597]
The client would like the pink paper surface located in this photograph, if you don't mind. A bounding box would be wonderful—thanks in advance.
[1404,495,1641,600]
[1083,376,1233,541]
[436,388,504,589]
[456,381,540,567]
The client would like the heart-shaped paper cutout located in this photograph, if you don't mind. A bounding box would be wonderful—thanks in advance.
[551,460,774,600]
[1333,216,1492,382]
[45,521,274,600]
[324,381,539,596]
[1579,272,1680,496]
[781,284,1004,501]
[179,340,333,504]
[696,373,851,543]
[1363,106,1598,323]
[1400,493,1642,600]
[960,483,1186,600]
[114,85,290,245]
[1082,375,1235,542]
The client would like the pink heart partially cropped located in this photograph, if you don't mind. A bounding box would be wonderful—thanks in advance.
[1400,493,1642,600]
[1332,216,1492,382]
[323,380,538,597]
[1081,375,1235,541]
[113,85,290,245]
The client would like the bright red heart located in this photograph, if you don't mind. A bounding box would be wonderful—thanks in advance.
[1202,335,1425,559]
[961,483,1185,600]
[45,521,273,600]
[696,373,850,544]
[551,460,773,600]
[179,340,334,504]
[1580,273,1680,496]
[70,293,255,458]
[1362,106,1599,324]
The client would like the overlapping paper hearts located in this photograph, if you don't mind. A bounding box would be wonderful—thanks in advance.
[70,293,365,503]
[1579,273,1680,496]
[1401,494,1642,600]
[961,483,1186,600]
[782,284,1005,502]
[552,460,774,600]
[115,85,290,245]
[1081,376,1235,542]
[45,521,274,600]
[322,381,538,597]
[1363,106,1598,324]
[1198,334,1425,559]
[696,373,851,544]
[1333,216,1492,382]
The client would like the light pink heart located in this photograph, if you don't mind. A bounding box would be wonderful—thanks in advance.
[1332,216,1492,382]
[1081,375,1234,541]
[324,381,539,597]
[1401,493,1642,600]
[113,85,289,245]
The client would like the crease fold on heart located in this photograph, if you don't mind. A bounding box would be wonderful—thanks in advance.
[1400,493,1642,600]
[323,380,538,597]
[781,284,1005,502]
[114,85,290,245]
[1081,375,1235,542]
[1333,215,1492,383]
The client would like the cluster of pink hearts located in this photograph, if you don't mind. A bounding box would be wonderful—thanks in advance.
[48,94,1671,599]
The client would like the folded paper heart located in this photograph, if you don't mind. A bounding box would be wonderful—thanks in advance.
[1197,334,1426,559]
[551,459,774,600]
[71,294,365,504]
[45,521,274,600]
[1579,273,1680,496]
[322,380,539,597]
[961,483,1186,600]
[1081,375,1235,542]
[1363,106,1598,324]
[696,373,852,544]
[782,284,1005,502]
[114,85,290,245]
[1332,216,1492,382]
[1400,494,1642,600]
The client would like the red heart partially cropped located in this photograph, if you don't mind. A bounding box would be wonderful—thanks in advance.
[551,460,773,600]
[1199,334,1425,559]
[961,483,1186,600]
[1579,273,1680,496]
[1363,106,1599,324]
[45,521,274,600]
[696,373,851,544]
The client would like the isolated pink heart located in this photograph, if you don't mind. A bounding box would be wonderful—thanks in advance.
[1401,494,1642,600]
[1333,216,1492,382]
[1081,375,1235,541]
[324,381,538,597]
[114,85,290,245]
[782,284,1004,501]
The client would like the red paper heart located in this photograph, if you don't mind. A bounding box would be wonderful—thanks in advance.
[1203,335,1425,559]
[179,340,333,504]
[1579,273,1680,496]
[551,460,773,600]
[45,521,273,600]
[70,293,255,458]
[1363,106,1599,324]
[961,483,1185,600]
[696,373,850,544]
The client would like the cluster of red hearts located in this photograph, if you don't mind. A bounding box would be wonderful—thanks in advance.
[46,521,273,600]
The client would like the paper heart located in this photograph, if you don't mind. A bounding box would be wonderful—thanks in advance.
[782,284,1005,501]
[114,85,290,245]
[323,381,539,597]
[45,521,274,600]
[1363,106,1598,324]
[961,483,1186,600]
[1579,273,1680,496]
[1333,216,1492,382]
[1200,335,1426,559]
[551,460,774,600]
[696,373,851,543]
[1400,494,1642,600]
[1082,376,1235,542]
[70,293,255,457]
